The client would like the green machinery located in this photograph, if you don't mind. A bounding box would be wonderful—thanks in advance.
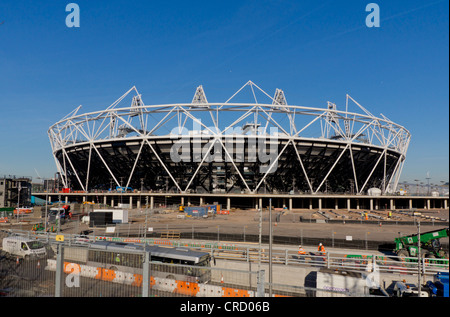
[394,227,449,259]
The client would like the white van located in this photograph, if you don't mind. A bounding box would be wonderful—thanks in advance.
[2,236,46,260]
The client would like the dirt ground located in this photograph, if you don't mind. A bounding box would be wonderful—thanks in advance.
[2,205,448,246]
[145,208,449,242]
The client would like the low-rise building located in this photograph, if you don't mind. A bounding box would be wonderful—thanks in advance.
[0,176,32,208]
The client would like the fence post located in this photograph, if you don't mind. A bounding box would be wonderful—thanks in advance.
[55,244,64,297]
[422,257,426,276]
[257,270,265,297]
[300,229,303,246]
[142,251,150,297]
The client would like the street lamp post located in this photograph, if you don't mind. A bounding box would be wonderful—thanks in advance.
[269,198,273,297]
[17,181,21,223]
[426,172,431,196]
[417,219,422,297]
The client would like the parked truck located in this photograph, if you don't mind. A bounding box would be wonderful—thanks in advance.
[394,227,449,260]
[394,272,449,297]
[304,269,388,297]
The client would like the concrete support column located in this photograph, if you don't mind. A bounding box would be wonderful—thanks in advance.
[137,199,141,209]
[427,199,430,210]
[409,199,413,210]
[227,197,231,210]
[347,198,351,211]
[444,199,448,209]
[259,198,263,211]
[181,197,184,206]
[104,196,107,205]
[370,199,373,211]
[289,198,292,211]
[356,199,360,210]
[309,198,313,210]
[150,196,154,209]
[129,196,133,208]
[111,198,114,207]
[318,198,322,211]
[335,199,338,210]
[390,199,395,210]
[200,197,204,206]
[65,196,68,204]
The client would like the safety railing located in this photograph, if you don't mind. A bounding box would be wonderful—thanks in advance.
[214,247,449,276]
[1,240,389,297]
[3,229,448,277]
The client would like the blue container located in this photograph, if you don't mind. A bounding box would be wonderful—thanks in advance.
[436,272,449,297]
[204,204,221,214]
[185,206,208,217]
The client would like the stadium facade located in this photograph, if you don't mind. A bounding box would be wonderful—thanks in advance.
[48,81,410,195]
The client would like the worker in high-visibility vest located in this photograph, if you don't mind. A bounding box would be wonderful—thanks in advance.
[297,245,307,262]
[318,243,326,254]
[298,245,307,255]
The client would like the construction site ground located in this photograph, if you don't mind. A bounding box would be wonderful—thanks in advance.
[2,204,448,249]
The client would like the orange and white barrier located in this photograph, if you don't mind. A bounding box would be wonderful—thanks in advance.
[45,260,255,297]
[14,208,33,215]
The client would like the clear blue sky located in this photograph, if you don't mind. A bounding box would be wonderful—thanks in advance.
[0,0,448,186]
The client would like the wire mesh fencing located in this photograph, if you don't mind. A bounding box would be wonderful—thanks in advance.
[0,242,376,298]
[1,241,265,297]
[2,235,447,297]
[0,249,55,297]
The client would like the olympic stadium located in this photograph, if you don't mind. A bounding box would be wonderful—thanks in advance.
[47,81,411,195]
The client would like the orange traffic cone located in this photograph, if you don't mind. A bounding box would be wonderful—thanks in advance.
[221,274,224,284]
[37,260,41,269]
[16,257,19,265]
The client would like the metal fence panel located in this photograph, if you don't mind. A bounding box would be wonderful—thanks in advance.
[0,245,55,297]
[1,232,448,297]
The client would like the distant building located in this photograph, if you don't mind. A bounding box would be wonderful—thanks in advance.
[0,176,32,208]
[31,182,44,193]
